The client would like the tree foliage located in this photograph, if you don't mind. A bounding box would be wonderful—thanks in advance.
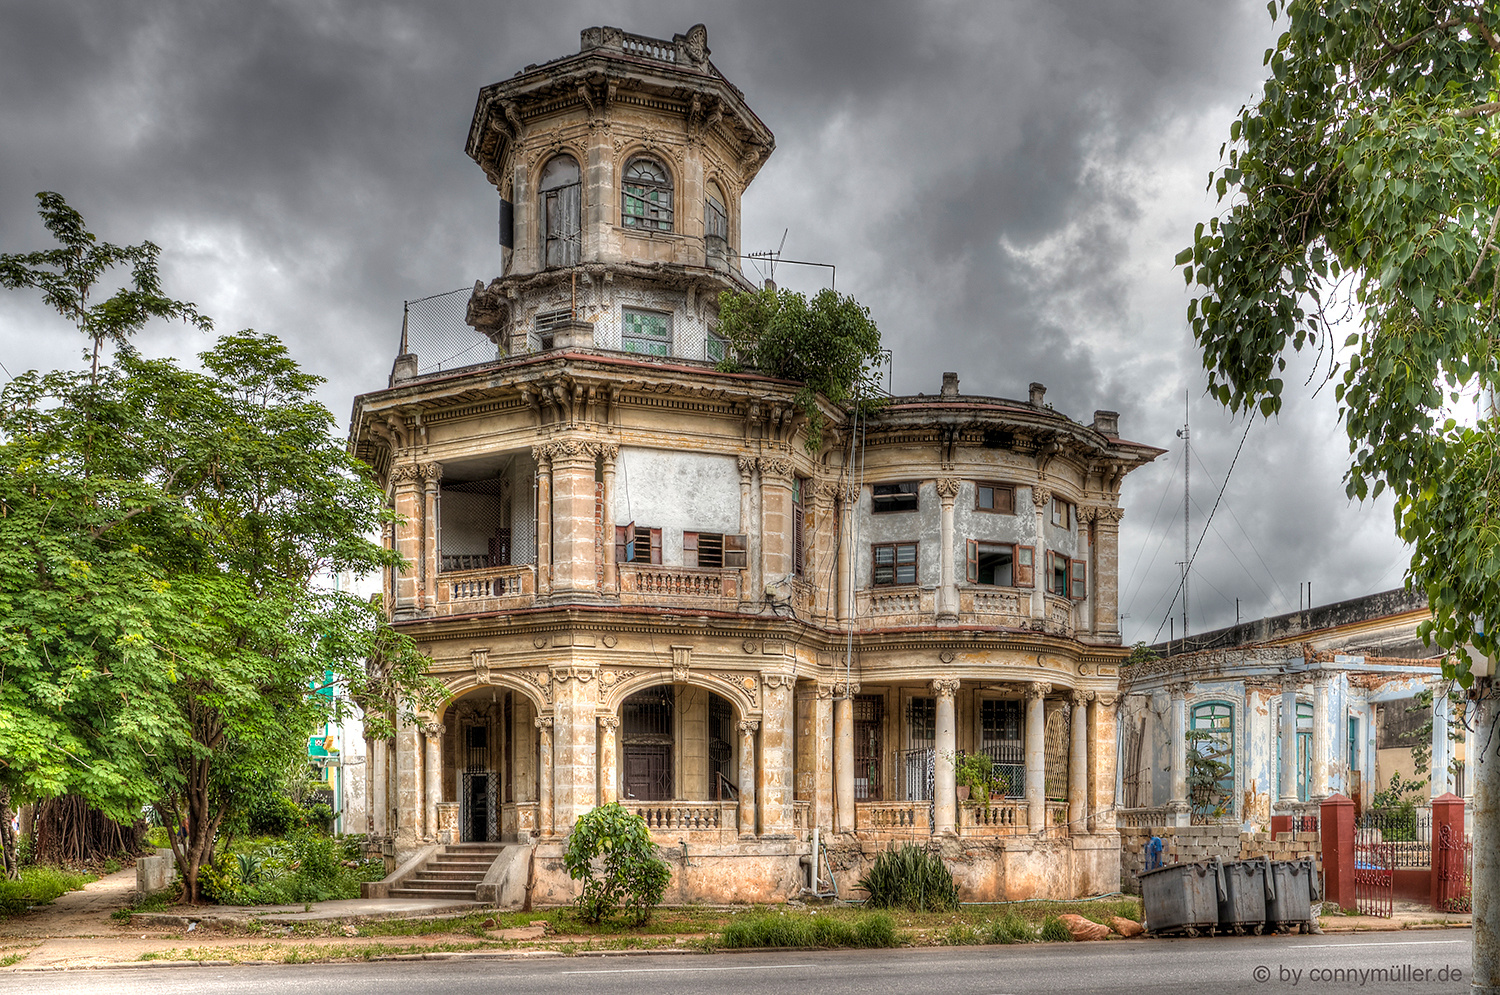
[0,193,437,898]
[714,287,885,451]
[1180,1,1500,681]
[562,802,672,924]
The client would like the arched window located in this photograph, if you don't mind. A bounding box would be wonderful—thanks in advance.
[622,157,673,231]
[1190,701,1235,819]
[539,155,580,267]
[705,181,728,266]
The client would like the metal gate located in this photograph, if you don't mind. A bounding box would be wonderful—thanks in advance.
[1436,824,1473,913]
[1354,840,1394,917]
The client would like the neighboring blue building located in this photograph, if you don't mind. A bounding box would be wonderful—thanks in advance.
[1118,589,1455,831]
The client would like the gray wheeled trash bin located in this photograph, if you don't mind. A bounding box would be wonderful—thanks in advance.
[1141,860,1221,937]
[1215,856,1269,935]
[1264,857,1317,934]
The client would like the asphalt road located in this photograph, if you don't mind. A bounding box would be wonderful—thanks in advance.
[4,932,1474,995]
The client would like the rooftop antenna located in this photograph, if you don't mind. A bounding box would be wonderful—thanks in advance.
[1174,391,1190,640]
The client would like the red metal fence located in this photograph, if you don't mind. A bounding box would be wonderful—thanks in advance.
[1436,823,1473,913]
[1354,840,1394,918]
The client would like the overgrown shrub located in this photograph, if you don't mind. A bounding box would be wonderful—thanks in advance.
[200,830,381,906]
[720,911,898,949]
[987,912,1037,944]
[857,844,959,912]
[562,802,672,924]
[1039,915,1074,942]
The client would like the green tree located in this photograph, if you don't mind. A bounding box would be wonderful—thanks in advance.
[562,802,672,924]
[1178,1,1498,975]
[714,287,885,451]
[0,194,437,899]
[1180,2,1500,681]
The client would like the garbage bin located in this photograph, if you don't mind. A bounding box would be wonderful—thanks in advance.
[1215,856,1269,935]
[1140,860,1221,937]
[1264,857,1317,934]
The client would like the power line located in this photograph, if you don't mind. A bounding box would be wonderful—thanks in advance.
[1152,415,1257,645]
[1190,445,1292,612]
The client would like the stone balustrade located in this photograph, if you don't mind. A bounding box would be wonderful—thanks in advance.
[628,801,738,841]
[960,800,1027,835]
[436,564,534,613]
[854,801,931,837]
[619,565,739,604]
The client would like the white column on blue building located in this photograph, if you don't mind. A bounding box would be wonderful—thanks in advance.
[1166,682,1191,826]
[1311,674,1330,800]
[1278,684,1299,810]
[1432,692,1453,797]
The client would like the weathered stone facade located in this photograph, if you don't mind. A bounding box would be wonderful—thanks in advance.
[351,24,1162,905]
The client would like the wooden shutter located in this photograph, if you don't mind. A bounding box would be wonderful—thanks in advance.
[616,524,631,563]
[725,534,747,568]
[683,531,699,567]
[965,539,978,583]
[649,528,662,564]
[1071,559,1087,600]
[1015,545,1035,587]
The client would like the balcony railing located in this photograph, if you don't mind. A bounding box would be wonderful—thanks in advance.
[960,801,1027,835]
[619,565,740,604]
[856,586,933,623]
[854,801,931,836]
[435,564,535,614]
[628,801,738,842]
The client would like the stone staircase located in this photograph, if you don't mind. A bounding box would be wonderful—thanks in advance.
[387,843,504,901]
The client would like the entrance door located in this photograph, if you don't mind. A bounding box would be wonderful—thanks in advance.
[462,772,493,842]
[624,744,671,801]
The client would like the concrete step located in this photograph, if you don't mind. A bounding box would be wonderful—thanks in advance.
[389,887,477,900]
[417,869,490,882]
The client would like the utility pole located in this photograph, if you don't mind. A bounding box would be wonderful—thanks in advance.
[1175,393,1190,640]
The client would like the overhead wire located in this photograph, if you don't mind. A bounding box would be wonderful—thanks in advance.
[1189,445,1292,611]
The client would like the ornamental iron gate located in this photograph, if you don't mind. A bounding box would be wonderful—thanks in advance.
[1436,823,1473,913]
[1354,840,1394,918]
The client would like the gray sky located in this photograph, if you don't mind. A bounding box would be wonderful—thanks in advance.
[0,1,1411,644]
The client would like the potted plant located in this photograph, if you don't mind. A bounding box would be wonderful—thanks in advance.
[953,752,996,807]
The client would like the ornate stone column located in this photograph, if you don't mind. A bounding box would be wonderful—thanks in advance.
[834,682,858,833]
[834,484,855,625]
[759,673,796,836]
[796,682,835,831]
[549,441,599,596]
[390,463,422,617]
[1068,691,1092,830]
[536,716,555,837]
[423,721,443,841]
[738,456,758,600]
[1030,486,1051,619]
[1312,674,1331,800]
[551,666,597,830]
[420,462,442,609]
[1025,681,1050,831]
[1095,509,1123,639]
[1278,684,1299,812]
[936,478,960,620]
[1168,681,1192,826]
[532,445,553,596]
[599,445,619,595]
[597,715,619,804]
[932,678,960,835]
[738,719,759,837]
[1088,693,1119,832]
[758,456,795,584]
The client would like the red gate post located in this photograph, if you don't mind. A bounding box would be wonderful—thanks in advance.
[1432,791,1465,910]
[1321,792,1356,911]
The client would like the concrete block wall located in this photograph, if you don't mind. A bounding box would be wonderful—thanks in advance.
[1120,826,1322,893]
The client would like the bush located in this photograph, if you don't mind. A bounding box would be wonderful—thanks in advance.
[720,911,898,949]
[857,844,959,912]
[987,912,1037,944]
[562,803,672,924]
[143,827,171,850]
[1039,915,1074,942]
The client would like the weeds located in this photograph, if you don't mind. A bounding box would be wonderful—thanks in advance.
[720,911,899,949]
[1038,915,1074,942]
[0,866,97,917]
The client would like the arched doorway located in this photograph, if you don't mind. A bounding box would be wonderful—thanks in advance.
[619,685,740,802]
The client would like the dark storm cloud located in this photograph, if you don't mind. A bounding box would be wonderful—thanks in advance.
[0,0,1411,641]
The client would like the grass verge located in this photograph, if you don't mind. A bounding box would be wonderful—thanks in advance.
[719,911,899,949]
[0,867,97,918]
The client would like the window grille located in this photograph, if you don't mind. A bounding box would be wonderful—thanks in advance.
[622,308,672,356]
[1043,704,1070,799]
[854,695,883,800]
[979,699,1025,797]
[623,686,674,740]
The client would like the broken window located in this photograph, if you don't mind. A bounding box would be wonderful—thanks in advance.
[871,481,918,513]
[705,182,728,267]
[1050,497,1074,530]
[705,327,729,363]
[975,481,1015,514]
[439,473,534,571]
[622,157,673,231]
[539,154,581,268]
[615,525,661,564]
[1045,550,1087,599]
[622,307,671,356]
[965,540,1024,586]
[682,531,747,568]
[872,542,917,586]
[531,307,572,351]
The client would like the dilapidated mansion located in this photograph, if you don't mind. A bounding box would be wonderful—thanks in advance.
[351,24,1161,905]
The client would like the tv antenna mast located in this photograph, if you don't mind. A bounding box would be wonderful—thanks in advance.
[1174,392,1190,640]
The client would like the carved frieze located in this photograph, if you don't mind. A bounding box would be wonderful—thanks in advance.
[758,456,793,480]
[717,672,760,707]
